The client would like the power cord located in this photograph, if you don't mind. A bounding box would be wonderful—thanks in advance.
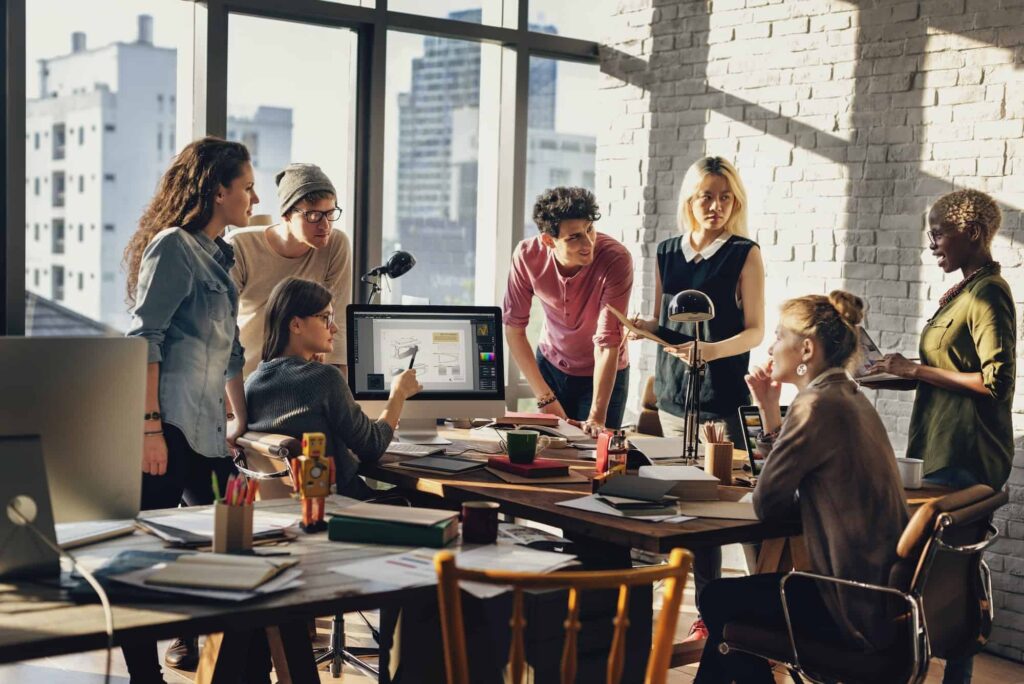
[7,497,113,684]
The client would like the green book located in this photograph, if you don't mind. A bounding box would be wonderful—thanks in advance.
[328,514,458,548]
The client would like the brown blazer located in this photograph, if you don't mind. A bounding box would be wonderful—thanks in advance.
[753,369,909,650]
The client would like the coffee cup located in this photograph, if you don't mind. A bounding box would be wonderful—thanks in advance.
[506,430,552,464]
[896,457,923,489]
[461,501,500,544]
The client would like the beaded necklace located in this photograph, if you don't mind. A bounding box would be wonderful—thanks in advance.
[936,262,999,310]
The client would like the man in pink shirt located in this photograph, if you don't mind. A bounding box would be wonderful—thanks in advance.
[503,187,633,431]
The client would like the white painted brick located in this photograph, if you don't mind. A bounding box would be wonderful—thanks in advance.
[975,120,1024,140]
[773,17,810,35]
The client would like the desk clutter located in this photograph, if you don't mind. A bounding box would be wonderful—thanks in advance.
[328,501,459,547]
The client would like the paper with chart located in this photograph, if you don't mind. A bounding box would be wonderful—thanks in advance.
[380,328,467,384]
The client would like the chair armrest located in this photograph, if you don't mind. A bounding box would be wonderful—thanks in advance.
[934,522,999,554]
[778,571,921,673]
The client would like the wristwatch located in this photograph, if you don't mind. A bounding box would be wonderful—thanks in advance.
[144,411,162,422]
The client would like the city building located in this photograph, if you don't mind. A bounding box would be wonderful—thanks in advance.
[392,10,595,304]
[25,16,292,330]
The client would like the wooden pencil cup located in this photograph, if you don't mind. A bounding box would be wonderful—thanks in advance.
[213,502,253,554]
[704,443,734,486]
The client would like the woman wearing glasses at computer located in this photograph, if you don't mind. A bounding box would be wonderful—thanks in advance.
[245,277,423,498]
[122,137,257,681]
[865,190,1014,684]
[695,291,908,683]
[628,155,766,644]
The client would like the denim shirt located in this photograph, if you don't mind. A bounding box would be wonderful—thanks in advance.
[126,228,245,459]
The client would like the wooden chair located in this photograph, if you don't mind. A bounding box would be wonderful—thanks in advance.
[719,484,1007,684]
[434,547,692,684]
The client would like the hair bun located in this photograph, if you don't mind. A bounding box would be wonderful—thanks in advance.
[828,290,864,327]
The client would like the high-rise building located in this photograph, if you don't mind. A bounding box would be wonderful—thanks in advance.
[227,106,294,216]
[393,10,595,305]
[25,16,292,331]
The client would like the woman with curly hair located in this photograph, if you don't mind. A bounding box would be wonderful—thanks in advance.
[503,186,633,432]
[866,189,1015,683]
[630,156,765,642]
[122,137,259,680]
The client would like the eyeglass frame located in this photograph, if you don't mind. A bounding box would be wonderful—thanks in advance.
[927,229,948,244]
[291,206,343,224]
[310,312,336,328]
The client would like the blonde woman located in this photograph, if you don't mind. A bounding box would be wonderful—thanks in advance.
[696,292,907,682]
[631,156,765,642]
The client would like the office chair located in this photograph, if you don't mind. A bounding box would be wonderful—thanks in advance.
[718,484,1007,684]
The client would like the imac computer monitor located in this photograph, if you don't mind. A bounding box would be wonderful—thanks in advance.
[0,337,146,523]
[348,305,506,444]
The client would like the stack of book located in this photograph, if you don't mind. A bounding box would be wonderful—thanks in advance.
[594,476,679,517]
[328,502,459,548]
[637,465,720,501]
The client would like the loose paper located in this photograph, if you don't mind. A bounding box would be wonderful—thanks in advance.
[605,304,672,347]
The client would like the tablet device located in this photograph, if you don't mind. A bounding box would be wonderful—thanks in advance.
[394,456,485,474]
[737,405,788,476]
[855,327,900,382]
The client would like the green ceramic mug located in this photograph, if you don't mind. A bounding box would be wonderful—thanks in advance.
[506,430,539,464]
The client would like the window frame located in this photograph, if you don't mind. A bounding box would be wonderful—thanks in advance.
[2,0,600,405]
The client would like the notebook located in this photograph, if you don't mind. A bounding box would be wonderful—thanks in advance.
[144,554,297,591]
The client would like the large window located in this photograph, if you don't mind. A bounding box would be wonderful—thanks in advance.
[226,15,358,240]
[383,30,490,306]
[529,0,617,40]
[24,0,195,334]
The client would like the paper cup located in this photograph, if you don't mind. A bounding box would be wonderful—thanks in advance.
[896,457,923,489]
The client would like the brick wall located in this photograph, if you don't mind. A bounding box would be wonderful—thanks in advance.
[597,0,1024,659]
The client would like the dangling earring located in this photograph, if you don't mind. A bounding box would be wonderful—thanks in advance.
[796,363,808,377]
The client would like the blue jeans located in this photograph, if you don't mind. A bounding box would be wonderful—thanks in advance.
[536,350,629,428]
[923,466,981,684]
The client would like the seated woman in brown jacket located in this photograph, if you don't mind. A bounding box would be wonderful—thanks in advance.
[695,291,909,683]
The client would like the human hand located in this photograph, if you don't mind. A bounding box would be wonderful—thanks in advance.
[864,353,919,379]
[142,432,168,476]
[664,341,719,366]
[577,416,607,437]
[226,415,246,448]
[626,314,657,341]
[744,360,782,409]
[391,369,423,400]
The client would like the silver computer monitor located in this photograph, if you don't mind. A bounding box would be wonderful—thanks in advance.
[0,337,146,523]
[347,305,507,444]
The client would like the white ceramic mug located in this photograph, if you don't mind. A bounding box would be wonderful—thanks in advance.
[896,457,924,489]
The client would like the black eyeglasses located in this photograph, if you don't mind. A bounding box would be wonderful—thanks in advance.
[292,207,342,224]
[311,312,336,328]
[927,229,946,244]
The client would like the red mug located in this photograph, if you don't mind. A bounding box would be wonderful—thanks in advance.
[461,501,500,544]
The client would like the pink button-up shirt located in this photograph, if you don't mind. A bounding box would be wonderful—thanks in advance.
[503,232,632,376]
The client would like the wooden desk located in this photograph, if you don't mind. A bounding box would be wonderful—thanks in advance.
[0,499,430,683]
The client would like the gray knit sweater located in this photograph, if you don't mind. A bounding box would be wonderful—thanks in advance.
[244,357,394,494]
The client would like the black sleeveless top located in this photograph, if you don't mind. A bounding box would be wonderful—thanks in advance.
[655,234,757,417]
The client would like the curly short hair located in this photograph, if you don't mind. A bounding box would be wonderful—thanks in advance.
[532,187,601,238]
[930,189,1002,247]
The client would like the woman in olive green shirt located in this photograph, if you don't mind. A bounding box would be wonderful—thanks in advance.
[869,189,1015,491]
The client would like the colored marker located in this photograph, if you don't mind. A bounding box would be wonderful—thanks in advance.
[211,472,222,503]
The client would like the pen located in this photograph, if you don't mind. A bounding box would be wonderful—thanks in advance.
[225,474,236,506]
[211,472,222,503]
[408,347,418,370]
[249,479,259,504]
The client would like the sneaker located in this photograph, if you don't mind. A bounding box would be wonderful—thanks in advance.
[681,618,709,644]
[164,636,200,670]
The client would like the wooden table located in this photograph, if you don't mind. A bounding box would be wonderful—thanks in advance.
[0,498,430,683]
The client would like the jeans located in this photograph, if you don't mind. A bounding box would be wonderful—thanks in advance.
[659,410,745,605]
[695,573,842,683]
[922,466,981,684]
[536,350,629,428]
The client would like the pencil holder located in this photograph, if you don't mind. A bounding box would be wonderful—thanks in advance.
[213,502,253,553]
[704,443,734,486]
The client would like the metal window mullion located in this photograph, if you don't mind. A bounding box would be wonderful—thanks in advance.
[3,0,26,335]
[193,0,228,139]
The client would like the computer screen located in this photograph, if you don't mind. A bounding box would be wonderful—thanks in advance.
[348,305,504,401]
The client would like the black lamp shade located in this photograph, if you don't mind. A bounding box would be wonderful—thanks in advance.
[668,289,715,322]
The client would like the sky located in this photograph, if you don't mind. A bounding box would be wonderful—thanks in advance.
[27,0,613,240]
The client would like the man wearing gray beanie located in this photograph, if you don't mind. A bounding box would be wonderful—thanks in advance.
[226,163,352,377]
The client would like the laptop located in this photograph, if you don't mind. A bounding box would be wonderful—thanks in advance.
[855,327,900,383]
[737,405,788,476]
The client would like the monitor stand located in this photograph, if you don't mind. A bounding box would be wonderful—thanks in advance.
[0,435,60,579]
[395,418,453,445]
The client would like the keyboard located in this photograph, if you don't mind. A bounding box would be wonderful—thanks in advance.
[385,442,446,457]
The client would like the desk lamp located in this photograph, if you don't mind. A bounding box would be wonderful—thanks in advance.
[668,290,715,464]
